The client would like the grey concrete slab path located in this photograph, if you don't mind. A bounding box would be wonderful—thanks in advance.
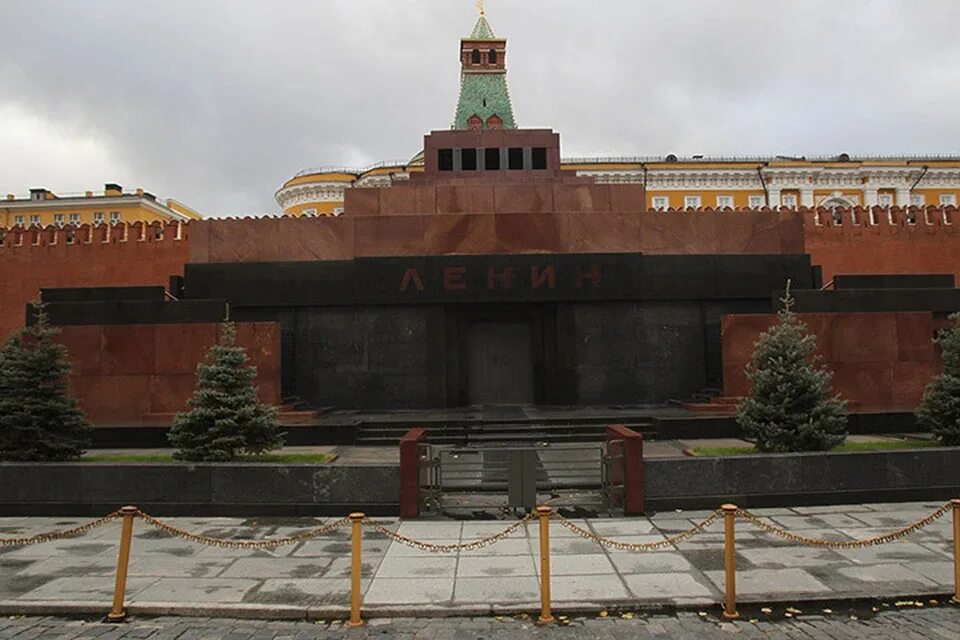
[0,500,956,620]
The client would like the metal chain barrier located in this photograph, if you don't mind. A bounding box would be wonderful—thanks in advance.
[135,512,352,549]
[0,510,123,547]
[736,502,952,549]
[362,512,537,553]
[552,510,723,551]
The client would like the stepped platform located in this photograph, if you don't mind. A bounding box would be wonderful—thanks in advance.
[89,404,919,448]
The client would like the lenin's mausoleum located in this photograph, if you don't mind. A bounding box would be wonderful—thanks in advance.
[2,12,960,443]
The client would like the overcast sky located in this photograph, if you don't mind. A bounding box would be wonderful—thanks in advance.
[2,0,959,216]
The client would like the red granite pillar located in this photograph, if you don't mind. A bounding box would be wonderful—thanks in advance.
[606,424,644,516]
[399,428,427,518]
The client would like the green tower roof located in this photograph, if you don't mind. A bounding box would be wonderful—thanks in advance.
[453,15,516,130]
[470,15,497,40]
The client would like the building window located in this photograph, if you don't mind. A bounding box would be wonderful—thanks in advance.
[93,212,105,225]
[910,194,925,207]
[532,147,547,170]
[13,215,24,227]
[652,196,669,211]
[878,193,893,207]
[438,148,453,172]
[485,148,501,171]
[68,213,80,225]
[940,193,956,207]
[471,49,481,64]
[489,49,498,64]
[508,147,524,170]
[716,195,734,209]
[302,208,317,217]
[110,211,121,223]
[53,214,65,227]
[782,194,798,209]
[461,148,478,171]
[748,195,765,209]
[684,195,701,209]
[29,214,40,226]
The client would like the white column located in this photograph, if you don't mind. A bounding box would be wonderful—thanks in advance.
[863,187,879,207]
[767,188,782,208]
[896,187,911,207]
[800,187,815,207]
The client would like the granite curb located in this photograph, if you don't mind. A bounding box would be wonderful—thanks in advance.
[1,590,954,622]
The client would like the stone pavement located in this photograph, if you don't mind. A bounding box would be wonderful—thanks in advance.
[2,607,960,639]
[0,501,956,620]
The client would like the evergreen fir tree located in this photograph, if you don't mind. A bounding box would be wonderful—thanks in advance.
[736,283,848,452]
[0,301,91,461]
[916,313,960,445]
[168,322,283,461]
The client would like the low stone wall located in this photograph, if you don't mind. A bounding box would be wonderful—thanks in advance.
[645,447,960,510]
[2,448,957,516]
[0,464,399,517]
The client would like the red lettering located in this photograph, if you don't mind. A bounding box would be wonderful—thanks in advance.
[398,268,425,292]
[487,267,514,290]
[444,266,467,291]
[576,264,602,288]
[531,265,556,289]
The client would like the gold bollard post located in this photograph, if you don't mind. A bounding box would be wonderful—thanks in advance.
[106,506,139,622]
[721,504,740,620]
[952,499,960,604]
[347,512,365,628]
[536,506,554,624]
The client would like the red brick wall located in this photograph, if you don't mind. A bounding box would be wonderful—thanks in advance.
[803,208,959,283]
[721,311,941,411]
[58,322,281,426]
[0,223,190,341]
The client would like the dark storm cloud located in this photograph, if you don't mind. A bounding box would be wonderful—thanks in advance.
[1,0,959,216]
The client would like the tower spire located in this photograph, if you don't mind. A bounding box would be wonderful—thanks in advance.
[453,10,516,130]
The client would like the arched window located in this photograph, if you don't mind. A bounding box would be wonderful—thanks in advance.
[489,49,498,64]
[471,49,481,64]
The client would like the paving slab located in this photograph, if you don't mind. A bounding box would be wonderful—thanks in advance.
[456,554,536,577]
[452,576,540,605]
[705,568,829,597]
[130,577,260,604]
[363,577,455,606]
[622,572,719,600]
[245,578,358,606]
[17,576,157,601]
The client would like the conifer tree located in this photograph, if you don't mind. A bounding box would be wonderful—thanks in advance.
[736,283,848,452]
[916,313,960,445]
[168,322,283,461]
[0,301,91,461]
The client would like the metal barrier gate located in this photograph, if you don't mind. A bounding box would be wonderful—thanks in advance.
[420,441,626,515]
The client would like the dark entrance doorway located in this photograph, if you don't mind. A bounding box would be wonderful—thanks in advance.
[466,322,535,404]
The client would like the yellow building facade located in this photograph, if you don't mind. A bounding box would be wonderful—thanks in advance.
[277,155,960,216]
[0,183,202,229]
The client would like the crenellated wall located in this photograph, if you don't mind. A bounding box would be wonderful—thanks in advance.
[0,222,190,340]
[800,206,959,283]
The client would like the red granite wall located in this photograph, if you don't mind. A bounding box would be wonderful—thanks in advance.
[188,210,806,263]
[803,207,959,283]
[58,322,281,426]
[721,311,942,411]
[0,223,190,341]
